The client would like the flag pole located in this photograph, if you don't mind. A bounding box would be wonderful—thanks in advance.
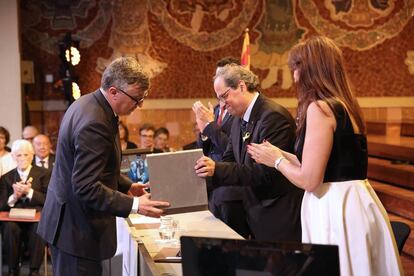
[241,28,250,71]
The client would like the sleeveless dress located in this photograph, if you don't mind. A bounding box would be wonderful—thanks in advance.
[295,100,403,276]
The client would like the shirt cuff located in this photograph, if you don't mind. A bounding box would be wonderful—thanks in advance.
[131,197,140,214]
[26,188,34,200]
[7,194,17,207]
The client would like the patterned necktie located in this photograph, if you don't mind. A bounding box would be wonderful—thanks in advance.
[240,120,248,136]
[40,160,45,168]
[240,120,248,152]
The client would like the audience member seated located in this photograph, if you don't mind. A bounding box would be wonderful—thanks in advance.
[154,127,171,152]
[0,126,16,177]
[0,139,50,276]
[139,123,162,153]
[22,126,39,143]
[183,123,201,150]
[119,121,137,151]
[32,134,55,171]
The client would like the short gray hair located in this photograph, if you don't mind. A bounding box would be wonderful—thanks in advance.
[11,139,34,155]
[101,57,150,92]
[214,64,259,92]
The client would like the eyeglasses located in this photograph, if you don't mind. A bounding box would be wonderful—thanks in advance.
[140,134,154,138]
[217,87,231,102]
[116,87,148,105]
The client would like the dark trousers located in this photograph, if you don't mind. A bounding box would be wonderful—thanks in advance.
[50,245,102,276]
[3,221,45,271]
[209,191,251,239]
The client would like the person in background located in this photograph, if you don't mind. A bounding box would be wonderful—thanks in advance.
[32,134,55,171]
[154,127,171,152]
[0,126,16,177]
[0,139,50,276]
[247,36,403,275]
[22,125,39,143]
[195,64,303,242]
[139,123,162,153]
[192,57,250,238]
[182,123,201,150]
[36,57,170,275]
[119,121,137,150]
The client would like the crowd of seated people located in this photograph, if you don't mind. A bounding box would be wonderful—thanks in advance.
[0,126,56,275]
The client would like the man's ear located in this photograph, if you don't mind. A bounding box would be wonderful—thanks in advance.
[107,87,118,96]
[239,80,245,92]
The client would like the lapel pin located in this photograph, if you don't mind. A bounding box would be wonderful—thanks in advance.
[242,132,251,142]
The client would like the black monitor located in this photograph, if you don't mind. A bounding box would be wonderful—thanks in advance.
[180,236,339,276]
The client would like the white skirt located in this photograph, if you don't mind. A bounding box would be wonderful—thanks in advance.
[301,179,403,276]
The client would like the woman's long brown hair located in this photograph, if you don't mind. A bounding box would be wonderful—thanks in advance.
[288,36,365,135]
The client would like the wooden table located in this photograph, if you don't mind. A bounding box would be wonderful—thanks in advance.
[0,211,40,222]
[117,210,244,276]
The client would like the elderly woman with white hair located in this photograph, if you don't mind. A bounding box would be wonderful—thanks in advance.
[0,139,50,276]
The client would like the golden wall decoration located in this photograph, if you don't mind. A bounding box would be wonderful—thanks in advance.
[324,0,395,27]
[299,0,414,51]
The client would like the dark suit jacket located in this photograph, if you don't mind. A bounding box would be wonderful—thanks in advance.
[199,105,234,162]
[32,154,55,171]
[0,166,50,211]
[199,105,244,202]
[212,94,303,242]
[37,90,134,261]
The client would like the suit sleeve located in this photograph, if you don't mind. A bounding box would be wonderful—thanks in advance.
[71,120,133,216]
[118,174,132,194]
[29,170,50,207]
[202,122,231,155]
[213,111,295,196]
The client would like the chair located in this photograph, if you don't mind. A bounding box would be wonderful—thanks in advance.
[390,221,411,254]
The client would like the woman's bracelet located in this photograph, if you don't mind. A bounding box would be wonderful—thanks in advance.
[274,157,286,170]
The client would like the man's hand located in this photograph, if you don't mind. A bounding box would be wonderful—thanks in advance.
[138,193,170,218]
[13,178,32,198]
[12,183,24,199]
[129,182,149,197]
[192,101,215,133]
[194,156,215,177]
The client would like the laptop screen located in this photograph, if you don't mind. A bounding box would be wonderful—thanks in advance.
[121,148,153,184]
[180,236,339,276]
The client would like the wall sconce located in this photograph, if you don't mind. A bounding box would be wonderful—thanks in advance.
[65,46,80,66]
[72,81,81,100]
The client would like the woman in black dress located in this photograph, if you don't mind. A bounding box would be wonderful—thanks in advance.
[247,36,402,276]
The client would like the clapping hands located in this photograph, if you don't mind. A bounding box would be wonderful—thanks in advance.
[247,141,283,168]
[192,101,215,132]
[12,177,33,199]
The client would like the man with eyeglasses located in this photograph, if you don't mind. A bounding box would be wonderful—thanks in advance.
[37,57,170,276]
[192,57,250,239]
[139,123,162,153]
[194,64,303,243]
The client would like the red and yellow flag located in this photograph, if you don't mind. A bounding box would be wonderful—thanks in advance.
[241,28,250,71]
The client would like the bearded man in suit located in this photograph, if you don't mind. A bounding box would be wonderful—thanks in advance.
[37,57,169,275]
[195,64,303,242]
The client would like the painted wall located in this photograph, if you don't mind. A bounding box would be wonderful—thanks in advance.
[20,0,414,148]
